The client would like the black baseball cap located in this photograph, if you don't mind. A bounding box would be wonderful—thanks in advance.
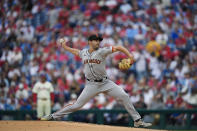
[88,34,103,41]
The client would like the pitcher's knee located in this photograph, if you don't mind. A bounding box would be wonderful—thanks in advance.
[119,93,130,101]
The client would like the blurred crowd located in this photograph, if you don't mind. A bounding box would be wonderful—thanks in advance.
[0,0,197,125]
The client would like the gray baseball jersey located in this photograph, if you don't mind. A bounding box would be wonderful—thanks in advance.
[79,46,113,80]
[52,46,141,121]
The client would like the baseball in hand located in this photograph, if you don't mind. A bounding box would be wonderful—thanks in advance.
[57,37,67,47]
[59,38,65,43]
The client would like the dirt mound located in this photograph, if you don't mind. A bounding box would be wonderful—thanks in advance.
[0,121,162,131]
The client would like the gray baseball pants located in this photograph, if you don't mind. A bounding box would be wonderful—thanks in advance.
[52,79,141,121]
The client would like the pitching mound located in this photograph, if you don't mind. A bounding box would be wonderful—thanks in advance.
[0,121,163,131]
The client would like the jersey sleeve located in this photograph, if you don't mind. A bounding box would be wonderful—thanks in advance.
[32,83,38,93]
[100,46,113,58]
[78,49,85,59]
[49,83,54,93]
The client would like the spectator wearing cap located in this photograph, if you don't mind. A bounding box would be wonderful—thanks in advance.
[13,47,23,64]
[15,83,28,100]
[32,74,54,119]
[156,29,168,46]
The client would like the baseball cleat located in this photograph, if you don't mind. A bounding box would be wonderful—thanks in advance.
[134,119,152,128]
[41,114,54,121]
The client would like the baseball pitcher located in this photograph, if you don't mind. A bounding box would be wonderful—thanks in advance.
[41,34,152,127]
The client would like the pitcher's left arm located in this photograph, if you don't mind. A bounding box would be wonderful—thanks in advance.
[112,45,134,61]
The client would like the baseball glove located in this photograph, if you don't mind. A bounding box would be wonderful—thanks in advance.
[118,58,134,70]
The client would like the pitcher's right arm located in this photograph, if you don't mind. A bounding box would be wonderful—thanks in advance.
[58,38,80,56]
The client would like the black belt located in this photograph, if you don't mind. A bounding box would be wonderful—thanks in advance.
[86,77,107,82]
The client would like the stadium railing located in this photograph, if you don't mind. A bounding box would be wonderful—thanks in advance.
[0,109,197,130]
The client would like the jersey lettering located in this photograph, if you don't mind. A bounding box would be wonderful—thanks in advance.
[84,59,101,64]
[38,87,50,91]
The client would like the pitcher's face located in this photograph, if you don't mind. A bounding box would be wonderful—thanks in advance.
[89,40,100,50]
